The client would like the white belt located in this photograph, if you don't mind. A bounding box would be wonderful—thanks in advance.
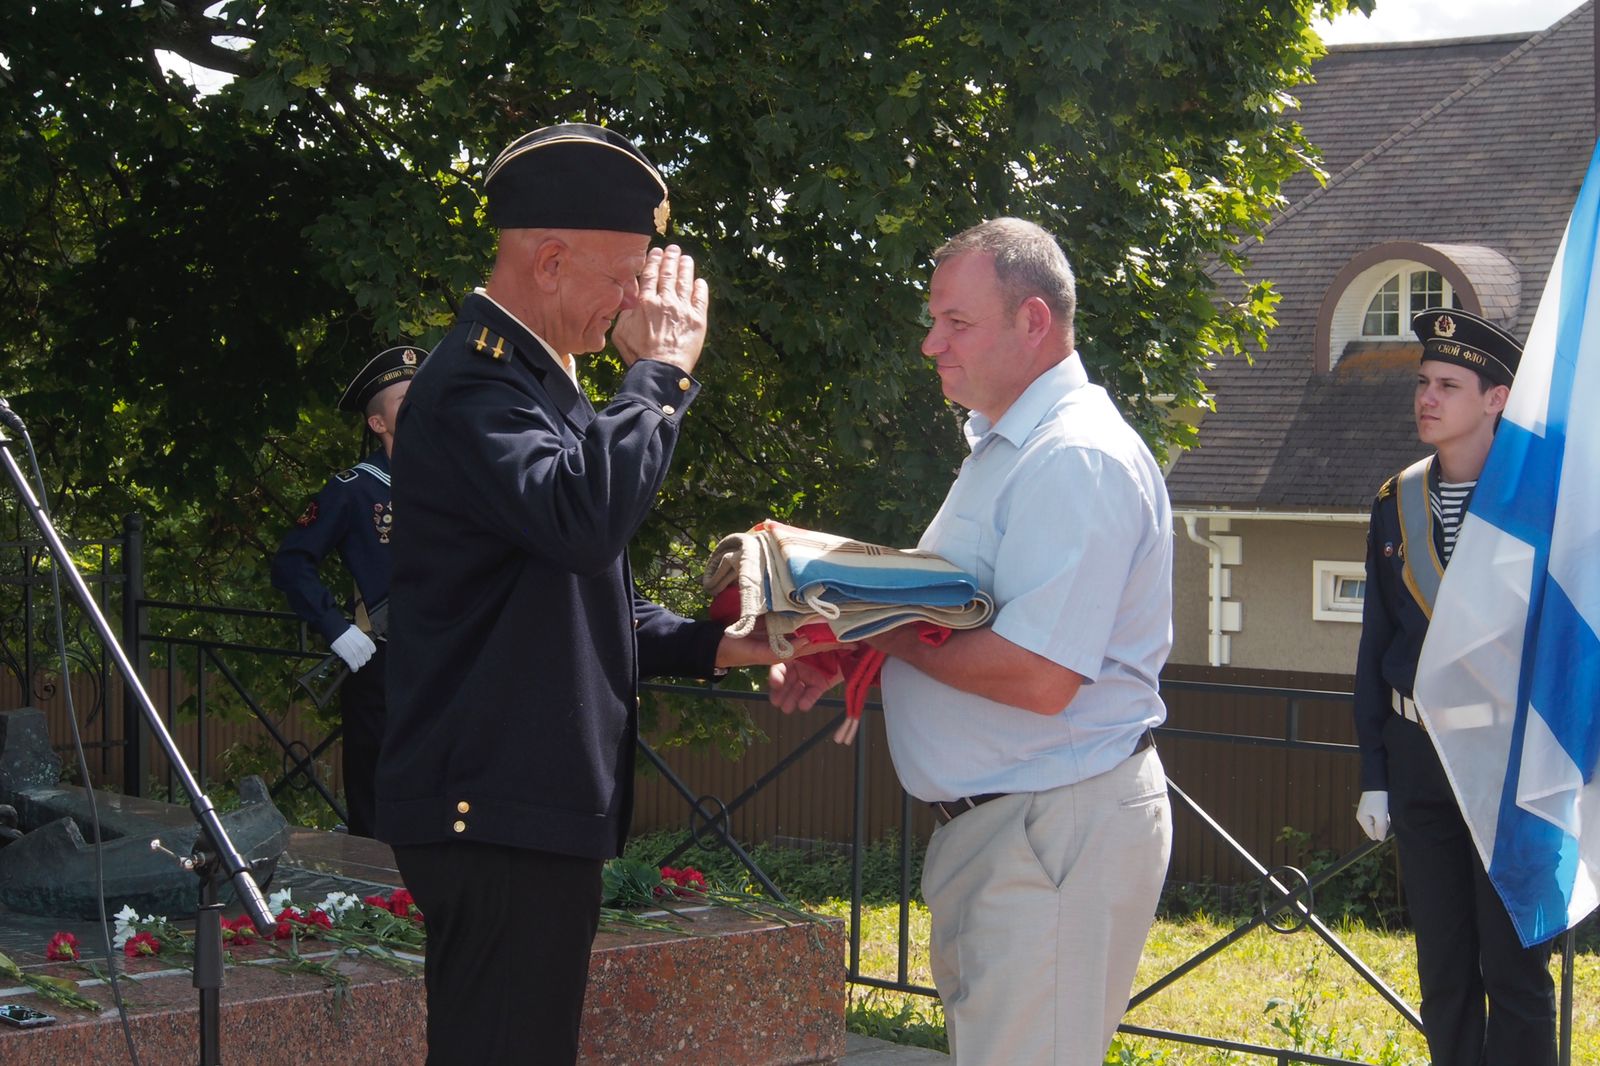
[1392,690,1426,731]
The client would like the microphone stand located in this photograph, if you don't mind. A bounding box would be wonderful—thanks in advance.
[0,424,274,1065]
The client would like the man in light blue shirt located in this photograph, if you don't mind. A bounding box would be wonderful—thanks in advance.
[772,218,1173,1065]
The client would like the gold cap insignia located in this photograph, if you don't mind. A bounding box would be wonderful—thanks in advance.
[654,197,670,236]
[1434,315,1456,338]
[403,349,419,365]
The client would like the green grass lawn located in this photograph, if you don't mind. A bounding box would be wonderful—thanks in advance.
[621,831,1598,1064]
[820,899,1600,1065]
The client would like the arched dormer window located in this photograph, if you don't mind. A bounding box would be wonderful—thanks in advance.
[1315,242,1521,373]
[1359,268,1459,338]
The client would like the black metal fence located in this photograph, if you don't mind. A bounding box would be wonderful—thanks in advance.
[0,513,134,786]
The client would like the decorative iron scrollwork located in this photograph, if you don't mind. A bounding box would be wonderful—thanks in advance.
[1258,864,1316,935]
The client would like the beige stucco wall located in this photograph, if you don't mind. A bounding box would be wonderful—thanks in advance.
[1171,527,1213,666]
[1168,518,1368,674]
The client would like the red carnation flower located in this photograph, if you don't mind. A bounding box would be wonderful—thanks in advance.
[656,865,707,897]
[124,931,161,958]
[272,907,301,940]
[384,889,421,920]
[45,931,79,961]
[221,915,258,946]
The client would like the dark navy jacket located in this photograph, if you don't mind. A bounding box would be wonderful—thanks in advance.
[1354,460,1449,791]
[375,292,723,860]
[270,450,393,643]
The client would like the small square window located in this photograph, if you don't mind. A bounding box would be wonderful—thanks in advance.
[1363,276,1400,336]
[1313,560,1366,622]
[1409,270,1445,315]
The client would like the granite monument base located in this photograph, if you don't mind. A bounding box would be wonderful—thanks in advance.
[0,825,846,1064]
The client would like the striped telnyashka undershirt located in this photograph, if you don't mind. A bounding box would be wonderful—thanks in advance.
[1432,479,1476,564]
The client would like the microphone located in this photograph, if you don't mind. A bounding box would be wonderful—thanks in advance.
[0,397,24,434]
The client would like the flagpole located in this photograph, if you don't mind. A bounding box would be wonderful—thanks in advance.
[1559,928,1575,1066]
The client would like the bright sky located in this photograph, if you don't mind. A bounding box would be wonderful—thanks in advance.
[1319,0,1590,44]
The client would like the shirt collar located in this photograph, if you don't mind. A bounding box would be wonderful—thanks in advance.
[963,354,1088,452]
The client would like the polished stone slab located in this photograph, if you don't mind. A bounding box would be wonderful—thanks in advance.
[0,825,846,1064]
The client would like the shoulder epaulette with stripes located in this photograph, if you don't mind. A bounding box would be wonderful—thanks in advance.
[468,324,514,362]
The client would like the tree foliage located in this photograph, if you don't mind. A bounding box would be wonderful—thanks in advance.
[1,0,1368,617]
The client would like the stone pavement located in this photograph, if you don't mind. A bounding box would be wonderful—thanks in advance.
[841,1033,949,1063]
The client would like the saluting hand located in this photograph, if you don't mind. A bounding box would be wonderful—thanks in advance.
[611,245,710,373]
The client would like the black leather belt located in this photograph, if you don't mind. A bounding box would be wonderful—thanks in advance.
[929,729,1155,825]
[929,792,1008,824]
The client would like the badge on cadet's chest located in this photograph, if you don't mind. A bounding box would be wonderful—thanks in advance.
[1383,542,1394,558]
[372,502,393,544]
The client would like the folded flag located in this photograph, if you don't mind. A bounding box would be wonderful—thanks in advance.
[705,520,989,744]
[703,519,992,653]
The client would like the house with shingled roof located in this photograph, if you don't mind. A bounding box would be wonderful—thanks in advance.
[1163,2,1597,678]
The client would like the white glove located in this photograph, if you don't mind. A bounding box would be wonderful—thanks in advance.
[1356,790,1391,842]
[331,626,377,672]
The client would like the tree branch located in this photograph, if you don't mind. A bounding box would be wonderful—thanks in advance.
[145,28,259,80]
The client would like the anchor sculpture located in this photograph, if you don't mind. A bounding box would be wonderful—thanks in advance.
[0,707,289,920]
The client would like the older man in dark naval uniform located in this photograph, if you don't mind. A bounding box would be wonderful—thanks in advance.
[1353,308,1555,1066]
[377,125,790,1065]
[271,345,421,837]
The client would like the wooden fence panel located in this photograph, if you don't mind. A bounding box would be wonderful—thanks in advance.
[635,682,1366,888]
[1,670,340,799]
[634,701,936,847]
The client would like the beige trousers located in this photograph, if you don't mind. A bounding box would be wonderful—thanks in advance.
[921,747,1171,1066]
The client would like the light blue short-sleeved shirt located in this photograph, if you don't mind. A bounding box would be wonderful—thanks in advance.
[882,355,1174,802]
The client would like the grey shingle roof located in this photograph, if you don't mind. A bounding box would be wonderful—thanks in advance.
[1167,3,1597,510]
[1284,33,1534,203]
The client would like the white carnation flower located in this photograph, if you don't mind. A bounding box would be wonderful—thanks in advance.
[319,891,360,917]
[112,904,141,948]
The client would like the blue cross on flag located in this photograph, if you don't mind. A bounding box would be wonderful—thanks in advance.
[1413,138,1600,949]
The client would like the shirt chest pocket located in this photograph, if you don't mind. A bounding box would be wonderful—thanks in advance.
[927,514,993,591]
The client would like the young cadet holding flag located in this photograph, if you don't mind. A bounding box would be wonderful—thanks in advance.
[1352,308,1556,1066]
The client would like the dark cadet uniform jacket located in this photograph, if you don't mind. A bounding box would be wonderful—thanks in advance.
[270,449,393,643]
[375,292,724,860]
[1353,458,1456,793]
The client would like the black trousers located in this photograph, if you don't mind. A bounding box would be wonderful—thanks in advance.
[393,841,603,1066]
[338,641,386,837]
[1385,713,1557,1066]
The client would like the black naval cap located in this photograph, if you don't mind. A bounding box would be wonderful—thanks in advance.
[1412,308,1521,388]
[337,345,425,413]
[484,123,670,236]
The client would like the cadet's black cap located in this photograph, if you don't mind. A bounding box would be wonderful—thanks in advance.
[484,123,669,236]
[338,346,424,413]
[1412,308,1521,388]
